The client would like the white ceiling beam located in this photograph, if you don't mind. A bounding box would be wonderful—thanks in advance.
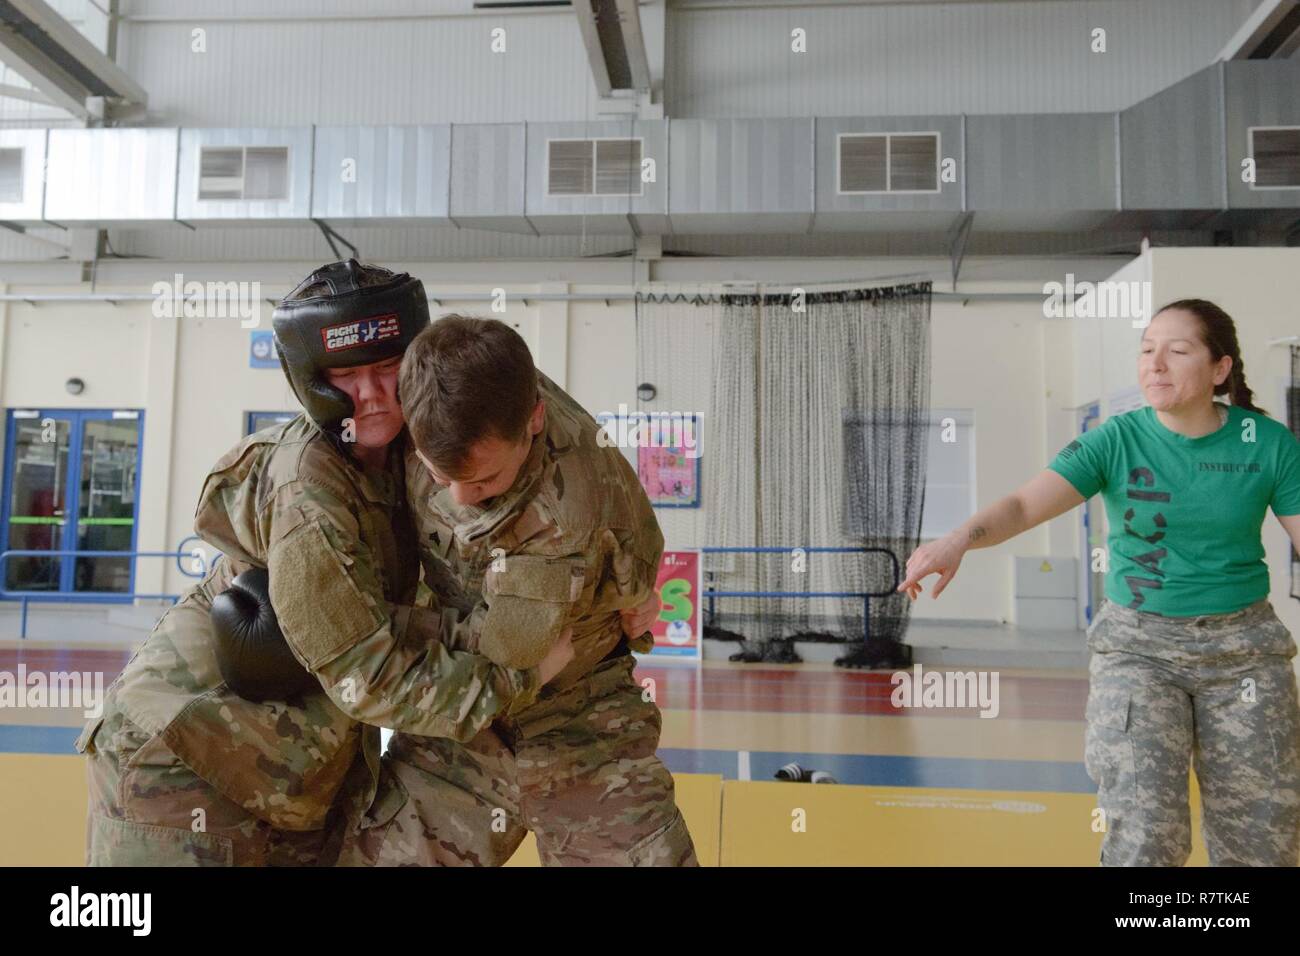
[1215,0,1300,61]
[574,1,615,97]
[0,0,147,120]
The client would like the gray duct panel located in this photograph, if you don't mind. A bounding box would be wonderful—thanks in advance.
[176,126,314,223]
[525,119,667,235]
[26,60,1300,235]
[669,118,813,234]
[0,128,46,225]
[449,123,530,234]
[1120,66,1224,217]
[310,125,451,225]
[813,114,962,233]
[44,127,178,224]
[1224,59,1300,213]
[966,113,1117,231]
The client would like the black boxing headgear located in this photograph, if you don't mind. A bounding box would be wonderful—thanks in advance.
[272,260,429,434]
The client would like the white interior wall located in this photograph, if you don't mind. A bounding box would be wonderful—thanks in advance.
[0,275,1077,624]
[5,249,1296,629]
[923,295,1054,622]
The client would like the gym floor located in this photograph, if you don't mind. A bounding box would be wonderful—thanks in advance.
[0,627,1216,866]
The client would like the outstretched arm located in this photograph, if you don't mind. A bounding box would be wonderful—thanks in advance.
[898,470,1086,600]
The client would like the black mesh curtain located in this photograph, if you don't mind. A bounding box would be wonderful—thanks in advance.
[705,282,932,663]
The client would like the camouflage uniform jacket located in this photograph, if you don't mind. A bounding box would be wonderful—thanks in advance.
[76,416,538,831]
[407,372,665,699]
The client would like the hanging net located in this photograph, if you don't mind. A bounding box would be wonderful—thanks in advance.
[637,282,932,663]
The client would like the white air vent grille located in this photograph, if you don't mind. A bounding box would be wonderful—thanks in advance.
[547,138,643,197]
[547,139,593,195]
[839,134,887,192]
[199,145,290,201]
[1250,126,1300,189]
[838,132,940,194]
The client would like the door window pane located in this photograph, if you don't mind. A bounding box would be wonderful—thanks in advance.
[6,416,70,591]
[73,418,139,594]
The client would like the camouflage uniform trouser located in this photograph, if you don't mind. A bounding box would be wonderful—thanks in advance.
[1085,598,1300,867]
[338,653,698,866]
[83,706,344,867]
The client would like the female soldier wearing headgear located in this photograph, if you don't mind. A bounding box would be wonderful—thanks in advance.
[75,260,575,866]
[898,299,1300,866]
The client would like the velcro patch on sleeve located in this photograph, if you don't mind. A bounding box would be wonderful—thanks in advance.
[480,597,568,670]
[268,518,384,670]
[479,556,586,669]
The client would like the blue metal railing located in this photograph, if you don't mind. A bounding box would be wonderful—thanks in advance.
[701,546,900,644]
[0,545,213,639]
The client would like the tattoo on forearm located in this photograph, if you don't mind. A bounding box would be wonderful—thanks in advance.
[968,526,987,544]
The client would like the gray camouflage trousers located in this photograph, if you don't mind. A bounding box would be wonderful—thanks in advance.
[1085,598,1300,867]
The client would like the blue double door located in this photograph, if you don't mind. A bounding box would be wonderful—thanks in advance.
[2,409,143,597]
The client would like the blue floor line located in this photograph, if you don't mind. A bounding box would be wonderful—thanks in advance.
[0,724,81,755]
[658,747,1095,794]
[1,726,1095,796]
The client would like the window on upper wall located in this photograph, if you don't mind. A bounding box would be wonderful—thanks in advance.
[0,147,23,202]
[1248,126,1300,189]
[199,146,290,201]
[546,138,643,197]
[838,132,941,195]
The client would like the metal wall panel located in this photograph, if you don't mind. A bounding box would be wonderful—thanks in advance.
[176,126,314,222]
[667,0,1259,119]
[966,113,1117,230]
[44,127,179,223]
[449,123,529,233]
[310,125,451,223]
[117,7,594,127]
[669,118,813,234]
[1120,65,1224,216]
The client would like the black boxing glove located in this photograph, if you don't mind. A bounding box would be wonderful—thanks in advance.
[211,568,319,702]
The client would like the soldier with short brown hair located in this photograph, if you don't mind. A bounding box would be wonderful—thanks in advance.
[339,315,698,867]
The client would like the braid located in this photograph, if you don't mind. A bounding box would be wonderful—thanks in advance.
[1228,360,1264,415]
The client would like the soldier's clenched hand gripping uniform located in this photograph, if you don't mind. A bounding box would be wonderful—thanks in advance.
[76,263,537,866]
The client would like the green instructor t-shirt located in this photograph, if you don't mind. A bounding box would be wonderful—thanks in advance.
[1048,403,1300,616]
